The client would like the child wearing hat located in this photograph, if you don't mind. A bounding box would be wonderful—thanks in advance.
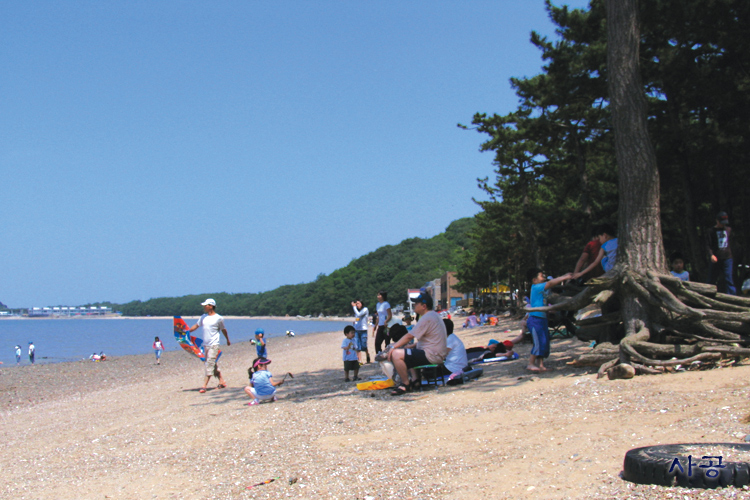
[245,357,284,406]
[254,329,267,358]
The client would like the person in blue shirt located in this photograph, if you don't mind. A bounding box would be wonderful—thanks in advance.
[254,328,267,358]
[342,326,360,381]
[669,252,690,281]
[245,357,284,406]
[526,268,573,372]
[573,224,618,279]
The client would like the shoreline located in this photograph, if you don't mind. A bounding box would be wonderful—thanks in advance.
[0,314,352,321]
[2,318,748,499]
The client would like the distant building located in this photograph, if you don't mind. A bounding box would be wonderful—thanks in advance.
[27,305,115,317]
[439,271,464,311]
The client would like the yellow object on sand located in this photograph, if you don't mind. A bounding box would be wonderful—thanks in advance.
[356,379,395,391]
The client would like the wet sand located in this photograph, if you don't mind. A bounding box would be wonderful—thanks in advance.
[2,318,749,499]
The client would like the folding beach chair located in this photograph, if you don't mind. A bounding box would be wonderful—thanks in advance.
[413,364,445,390]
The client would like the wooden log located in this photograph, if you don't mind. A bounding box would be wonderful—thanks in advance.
[641,271,704,318]
[567,353,621,367]
[702,346,750,357]
[699,309,750,322]
[621,342,722,366]
[671,286,749,312]
[632,362,664,375]
[597,358,619,379]
[629,341,701,359]
[577,311,622,327]
[712,320,750,335]
[715,293,750,308]
[657,273,717,297]
[670,317,744,341]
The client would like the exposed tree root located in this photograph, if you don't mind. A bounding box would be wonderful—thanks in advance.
[526,266,750,379]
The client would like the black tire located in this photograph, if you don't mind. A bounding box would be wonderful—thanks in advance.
[623,443,750,489]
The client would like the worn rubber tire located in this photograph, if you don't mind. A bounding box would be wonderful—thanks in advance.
[623,443,750,489]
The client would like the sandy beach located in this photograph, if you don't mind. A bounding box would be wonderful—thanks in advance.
[2,317,750,499]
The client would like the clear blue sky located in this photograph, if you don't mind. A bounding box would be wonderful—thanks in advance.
[1,0,589,308]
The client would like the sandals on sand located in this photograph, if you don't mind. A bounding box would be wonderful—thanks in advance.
[199,388,207,393]
[390,383,411,396]
[217,384,227,389]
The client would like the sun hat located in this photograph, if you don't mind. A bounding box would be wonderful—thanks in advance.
[503,340,514,349]
[255,328,264,335]
[488,339,499,346]
[201,298,216,306]
[253,358,272,368]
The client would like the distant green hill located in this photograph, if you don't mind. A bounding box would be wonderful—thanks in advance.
[109,217,475,317]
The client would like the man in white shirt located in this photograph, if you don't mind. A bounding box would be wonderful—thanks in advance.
[187,298,231,393]
[387,292,447,395]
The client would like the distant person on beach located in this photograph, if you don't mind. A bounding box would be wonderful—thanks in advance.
[386,292,447,395]
[254,329,267,358]
[466,339,516,363]
[28,342,35,364]
[15,345,21,365]
[342,326,360,382]
[374,291,392,355]
[185,298,231,393]
[245,357,284,406]
[351,300,370,364]
[525,268,573,372]
[153,336,164,365]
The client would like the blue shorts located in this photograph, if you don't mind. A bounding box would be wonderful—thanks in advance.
[527,316,550,358]
[355,330,368,351]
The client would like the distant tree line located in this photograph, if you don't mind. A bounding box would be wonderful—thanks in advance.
[457,0,748,296]
[100,218,475,317]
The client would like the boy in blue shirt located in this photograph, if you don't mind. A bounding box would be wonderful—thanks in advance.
[342,326,360,381]
[670,252,690,281]
[254,328,267,358]
[573,224,618,279]
[526,268,572,372]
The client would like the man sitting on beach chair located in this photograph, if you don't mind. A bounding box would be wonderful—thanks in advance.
[386,292,448,396]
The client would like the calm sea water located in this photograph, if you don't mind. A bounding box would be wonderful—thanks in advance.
[0,318,349,366]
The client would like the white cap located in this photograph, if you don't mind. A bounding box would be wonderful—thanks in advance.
[201,298,216,306]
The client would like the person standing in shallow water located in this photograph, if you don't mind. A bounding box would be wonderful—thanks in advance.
[28,342,35,364]
[185,298,231,393]
[15,345,21,365]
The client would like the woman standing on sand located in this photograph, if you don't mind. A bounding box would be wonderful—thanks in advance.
[153,336,164,365]
[374,291,392,355]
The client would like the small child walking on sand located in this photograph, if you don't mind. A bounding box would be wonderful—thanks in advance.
[254,329,268,358]
[245,357,284,406]
[342,326,360,382]
[153,336,164,365]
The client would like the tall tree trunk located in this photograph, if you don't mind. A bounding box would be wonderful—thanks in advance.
[606,0,666,336]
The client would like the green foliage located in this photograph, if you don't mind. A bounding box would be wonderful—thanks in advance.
[458,0,617,293]
[459,0,749,291]
[111,218,476,317]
